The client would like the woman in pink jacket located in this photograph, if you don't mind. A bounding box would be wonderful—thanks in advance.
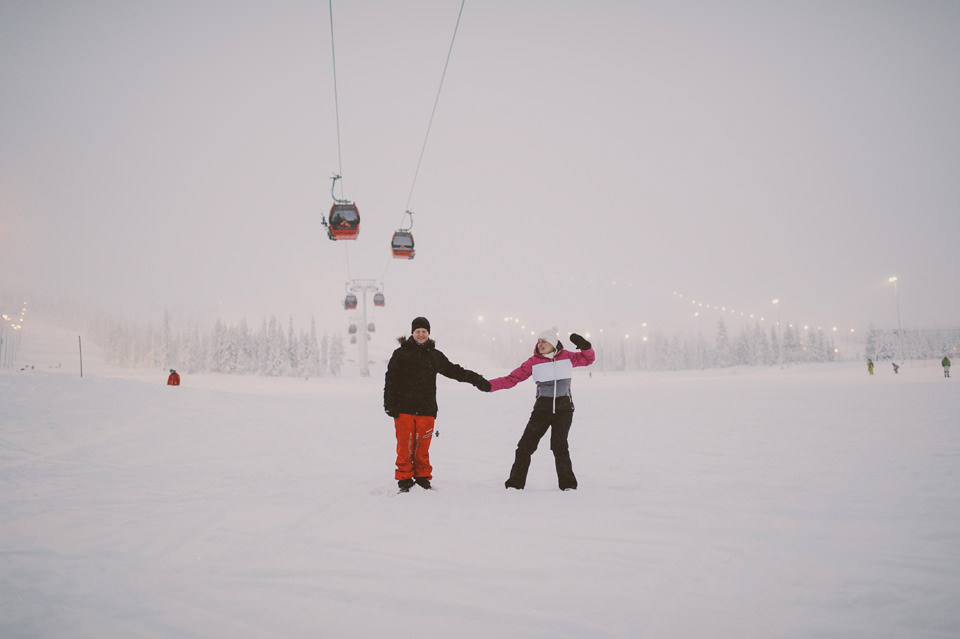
[488,328,595,490]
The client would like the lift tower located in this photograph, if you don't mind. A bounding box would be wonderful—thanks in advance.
[346,279,380,377]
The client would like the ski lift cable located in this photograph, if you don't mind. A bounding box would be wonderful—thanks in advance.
[328,0,346,201]
[402,0,467,217]
[328,1,357,285]
[382,0,466,285]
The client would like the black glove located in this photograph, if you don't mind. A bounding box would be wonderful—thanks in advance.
[475,377,491,392]
[569,333,591,350]
[385,408,399,418]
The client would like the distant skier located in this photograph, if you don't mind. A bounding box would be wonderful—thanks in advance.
[943,356,951,378]
[383,317,490,493]
[867,359,874,375]
[892,362,900,374]
[488,328,595,491]
[167,369,180,386]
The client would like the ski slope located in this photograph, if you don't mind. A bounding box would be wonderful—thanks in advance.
[2,322,958,638]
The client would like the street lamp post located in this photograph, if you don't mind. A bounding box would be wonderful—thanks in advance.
[888,276,903,364]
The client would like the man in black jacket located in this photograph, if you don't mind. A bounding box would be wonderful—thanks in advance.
[384,316,490,492]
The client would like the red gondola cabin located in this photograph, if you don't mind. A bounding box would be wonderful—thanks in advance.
[391,231,414,259]
[344,294,358,310]
[328,203,360,240]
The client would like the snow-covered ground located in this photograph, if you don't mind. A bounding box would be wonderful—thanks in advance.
[2,321,958,638]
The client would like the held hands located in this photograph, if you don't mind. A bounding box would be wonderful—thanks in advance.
[472,374,492,392]
[569,333,591,350]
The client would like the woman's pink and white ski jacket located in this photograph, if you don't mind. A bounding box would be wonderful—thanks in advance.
[489,342,595,400]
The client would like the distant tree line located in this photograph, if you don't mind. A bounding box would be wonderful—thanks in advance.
[458,319,850,373]
[594,320,840,372]
[589,321,958,371]
[91,312,346,377]
[864,325,960,362]
[17,296,960,376]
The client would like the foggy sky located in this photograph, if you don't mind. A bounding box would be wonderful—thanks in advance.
[2,1,959,339]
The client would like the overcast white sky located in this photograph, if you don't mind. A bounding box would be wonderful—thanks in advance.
[2,1,958,338]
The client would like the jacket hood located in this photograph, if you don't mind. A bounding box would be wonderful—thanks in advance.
[397,335,436,349]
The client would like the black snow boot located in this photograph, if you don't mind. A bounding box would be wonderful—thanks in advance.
[398,478,415,493]
[505,451,531,489]
[414,477,432,490]
[554,449,578,491]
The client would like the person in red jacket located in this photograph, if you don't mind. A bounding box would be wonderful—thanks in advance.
[167,369,180,386]
[488,328,595,491]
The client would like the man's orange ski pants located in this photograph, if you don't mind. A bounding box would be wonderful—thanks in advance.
[394,413,435,481]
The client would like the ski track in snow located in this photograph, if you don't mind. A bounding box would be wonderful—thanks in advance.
[2,339,960,638]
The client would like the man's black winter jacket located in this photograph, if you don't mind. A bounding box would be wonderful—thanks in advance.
[383,337,484,417]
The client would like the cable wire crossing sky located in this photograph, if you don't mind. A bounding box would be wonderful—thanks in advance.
[1,1,958,334]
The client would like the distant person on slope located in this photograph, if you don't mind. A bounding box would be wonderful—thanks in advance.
[867,359,874,375]
[383,317,490,493]
[167,369,180,386]
[488,328,595,491]
[943,356,951,378]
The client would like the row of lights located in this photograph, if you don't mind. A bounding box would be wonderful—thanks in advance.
[675,291,859,336]
[476,315,655,344]
[480,312,864,345]
[675,290,768,321]
[1,315,24,329]
[1,300,27,329]
[478,288,888,346]
[476,315,544,343]
[482,278,897,339]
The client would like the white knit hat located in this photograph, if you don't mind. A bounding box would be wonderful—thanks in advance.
[537,328,559,345]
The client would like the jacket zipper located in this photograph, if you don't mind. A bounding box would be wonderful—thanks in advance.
[552,356,557,414]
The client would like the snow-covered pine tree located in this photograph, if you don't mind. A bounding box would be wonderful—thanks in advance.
[159,309,172,369]
[329,333,344,377]
[287,316,299,376]
[235,318,252,373]
[211,319,227,373]
[320,333,330,374]
[302,318,321,378]
[266,316,288,376]
[183,325,204,373]
[255,319,269,376]
[715,320,731,367]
